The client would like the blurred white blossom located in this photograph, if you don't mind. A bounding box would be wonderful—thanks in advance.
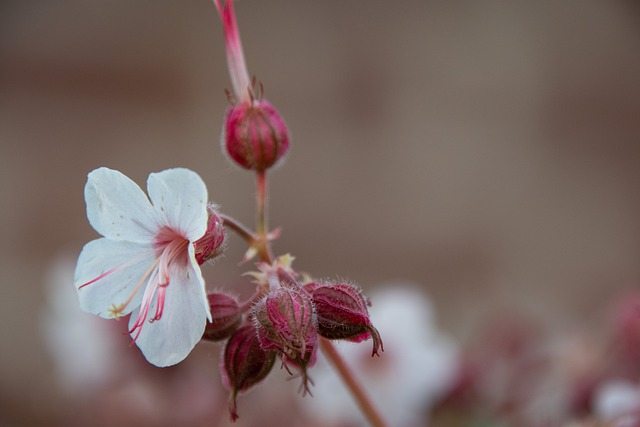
[304,285,458,427]
[41,255,123,395]
[594,380,640,421]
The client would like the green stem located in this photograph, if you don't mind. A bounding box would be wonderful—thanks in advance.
[319,338,388,427]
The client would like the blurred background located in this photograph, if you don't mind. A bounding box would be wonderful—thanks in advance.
[2,0,640,426]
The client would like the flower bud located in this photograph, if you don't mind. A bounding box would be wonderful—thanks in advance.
[194,205,226,265]
[253,279,317,391]
[202,292,242,341]
[253,284,316,356]
[221,324,277,421]
[310,282,383,357]
[224,99,289,171]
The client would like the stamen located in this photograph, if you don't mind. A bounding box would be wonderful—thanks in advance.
[151,284,168,322]
[129,268,160,342]
[128,237,189,343]
[107,304,126,319]
[118,256,162,313]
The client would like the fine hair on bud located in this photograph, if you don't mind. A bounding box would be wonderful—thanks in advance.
[203,292,242,341]
[309,282,383,357]
[223,98,290,171]
[194,204,227,265]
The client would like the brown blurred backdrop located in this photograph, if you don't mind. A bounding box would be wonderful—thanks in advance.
[1,0,640,425]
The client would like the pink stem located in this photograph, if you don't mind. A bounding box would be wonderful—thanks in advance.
[320,338,389,427]
[213,0,252,102]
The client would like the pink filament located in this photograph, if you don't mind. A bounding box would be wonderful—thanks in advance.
[129,237,189,344]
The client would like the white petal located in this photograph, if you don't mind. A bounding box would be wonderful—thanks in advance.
[147,168,208,242]
[131,245,209,367]
[74,238,155,317]
[188,243,213,323]
[85,168,160,243]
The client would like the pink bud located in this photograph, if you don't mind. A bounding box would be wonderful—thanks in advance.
[224,99,290,171]
[194,205,226,265]
[203,293,242,341]
[252,275,318,392]
[253,284,316,357]
[309,282,383,357]
[221,324,277,422]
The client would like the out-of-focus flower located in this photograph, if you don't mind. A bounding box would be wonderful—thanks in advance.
[594,380,640,422]
[43,255,228,427]
[610,293,640,372]
[42,256,124,395]
[74,167,216,367]
[303,285,458,427]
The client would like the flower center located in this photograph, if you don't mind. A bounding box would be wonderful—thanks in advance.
[127,229,189,342]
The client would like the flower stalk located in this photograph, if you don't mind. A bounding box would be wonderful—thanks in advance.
[209,1,387,423]
[255,170,273,264]
[320,338,389,427]
[213,0,251,102]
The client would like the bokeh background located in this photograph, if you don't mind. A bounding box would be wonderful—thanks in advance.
[2,0,640,425]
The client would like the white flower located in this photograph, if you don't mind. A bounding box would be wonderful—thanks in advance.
[594,380,640,421]
[74,167,211,367]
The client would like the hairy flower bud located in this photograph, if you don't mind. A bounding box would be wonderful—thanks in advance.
[202,292,242,341]
[252,273,317,391]
[194,205,226,264]
[309,282,383,357]
[253,285,316,357]
[222,324,277,421]
[224,99,290,171]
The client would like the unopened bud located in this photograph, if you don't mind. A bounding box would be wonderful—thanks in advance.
[254,291,315,353]
[310,282,383,357]
[222,324,277,422]
[224,99,289,171]
[203,293,242,341]
[253,276,318,393]
[194,205,226,265]
[253,280,316,353]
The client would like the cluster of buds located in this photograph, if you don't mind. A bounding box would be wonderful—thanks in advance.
[73,0,385,424]
[202,1,384,422]
[203,258,382,420]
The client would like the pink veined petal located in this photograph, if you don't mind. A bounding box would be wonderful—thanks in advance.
[85,168,160,244]
[74,238,155,318]
[146,168,209,242]
[129,246,209,367]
